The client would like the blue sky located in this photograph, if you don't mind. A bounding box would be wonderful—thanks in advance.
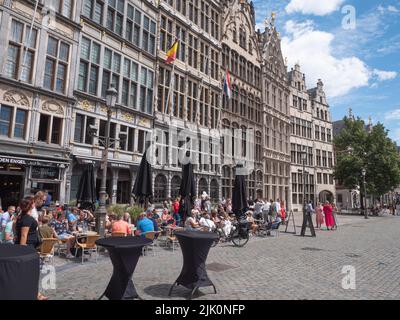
[252,0,400,144]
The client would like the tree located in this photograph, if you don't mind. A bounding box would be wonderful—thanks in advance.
[334,117,400,206]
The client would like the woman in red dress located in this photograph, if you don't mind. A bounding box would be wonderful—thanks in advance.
[280,200,286,224]
[323,201,334,231]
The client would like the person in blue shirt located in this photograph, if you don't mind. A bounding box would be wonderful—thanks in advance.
[44,191,52,207]
[135,213,154,237]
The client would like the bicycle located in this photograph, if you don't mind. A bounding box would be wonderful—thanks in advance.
[211,219,250,247]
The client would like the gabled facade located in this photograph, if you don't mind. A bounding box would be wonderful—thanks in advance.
[260,14,291,205]
[220,0,263,200]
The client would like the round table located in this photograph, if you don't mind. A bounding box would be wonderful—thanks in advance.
[96,237,151,300]
[169,230,218,299]
[0,244,40,300]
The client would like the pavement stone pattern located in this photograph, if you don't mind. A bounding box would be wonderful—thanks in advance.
[44,213,400,300]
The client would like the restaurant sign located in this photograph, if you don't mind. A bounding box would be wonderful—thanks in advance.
[31,166,60,180]
[0,157,27,165]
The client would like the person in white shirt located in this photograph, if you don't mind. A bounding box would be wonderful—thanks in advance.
[253,199,264,219]
[185,209,201,230]
[274,199,281,218]
[199,212,216,231]
[262,200,271,223]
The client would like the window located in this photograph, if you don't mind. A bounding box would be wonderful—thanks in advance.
[37,114,63,144]
[200,41,209,74]
[54,0,74,18]
[0,105,12,137]
[188,0,199,25]
[160,15,173,53]
[316,150,321,166]
[323,173,328,185]
[315,125,320,140]
[175,26,186,62]
[239,27,246,49]
[322,151,327,167]
[137,130,145,153]
[200,1,210,33]
[328,152,333,168]
[321,127,326,141]
[106,0,124,36]
[188,33,198,68]
[101,49,121,98]
[74,113,95,144]
[44,37,70,93]
[119,125,136,152]
[138,67,154,114]
[327,129,332,142]
[126,5,156,55]
[187,80,198,122]
[317,173,322,184]
[83,0,103,24]
[210,8,219,39]
[157,67,170,113]
[78,37,100,95]
[5,20,37,82]
[121,58,139,109]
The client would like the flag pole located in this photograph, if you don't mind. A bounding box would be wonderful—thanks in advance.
[165,61,176,116]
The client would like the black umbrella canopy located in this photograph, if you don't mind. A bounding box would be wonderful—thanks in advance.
[232,167,248,218]
[76,163,96,211]
[132,149,153,206]
[179,162,196,222]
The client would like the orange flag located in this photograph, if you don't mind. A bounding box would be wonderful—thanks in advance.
[166,40,179,64]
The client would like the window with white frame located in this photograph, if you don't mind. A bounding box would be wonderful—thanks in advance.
[139,67,154,114]
[0,104,28,139]
[44,36,70,94]
[5,20,37,83]
[118,125,136,152]
[160,15,173,53]
[37,113,63,145]
[188,33,198,68]
[78,37,101,95]
[101,48,121,98]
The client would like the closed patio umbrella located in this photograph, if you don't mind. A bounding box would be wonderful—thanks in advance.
[232,166,248,219]
[132,150,153,208]
[179,162,196,223]
[76,163,96,211]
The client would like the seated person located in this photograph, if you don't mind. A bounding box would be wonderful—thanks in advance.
[265,213,282,235]
[135,213,154,237]
[49,212,75,258]
[112,213,132,236]
[184,209,201,231]
[211,209,222,227]
[76,210,94,232]
[161,209,173,226]
[66,207,78,232]
[199,212,216,231]
[123,212,132,225]
[146,211,159,238]
[172,211,181,227]
[246,211,259,234]
[2,211,16,244]
[39,216,57,239]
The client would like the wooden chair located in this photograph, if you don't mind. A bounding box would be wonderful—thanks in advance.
[74,234,100,264]
[38,238,59,267]
[111,232,127,237]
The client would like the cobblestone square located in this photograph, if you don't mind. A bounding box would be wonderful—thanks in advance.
[45,214,400,300]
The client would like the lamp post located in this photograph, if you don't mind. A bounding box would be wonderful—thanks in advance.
[95,85,118,237]
[361,168,368,219]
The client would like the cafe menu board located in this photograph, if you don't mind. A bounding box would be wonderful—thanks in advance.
[31,166,60,180]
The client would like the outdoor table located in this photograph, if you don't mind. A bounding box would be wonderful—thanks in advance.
[0,244,40,300]
[169,230,218,299]
[96,236,151,300]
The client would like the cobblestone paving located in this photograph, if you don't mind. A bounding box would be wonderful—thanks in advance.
[45,213,400,300]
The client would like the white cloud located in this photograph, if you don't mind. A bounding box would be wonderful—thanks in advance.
[372,69,397,81]
[384,109,400,121]
[392,129,400,144]
[388,5,399,12]
[285,0,344,16]
[282,20,370,98]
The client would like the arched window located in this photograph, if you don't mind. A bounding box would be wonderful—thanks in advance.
[210,179,219,202]
[154,174,167,203]
[198,177,208,196]
[171,175,181,200]
[239,27,246,49]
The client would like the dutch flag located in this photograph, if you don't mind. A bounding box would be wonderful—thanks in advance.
[224,69,232,100]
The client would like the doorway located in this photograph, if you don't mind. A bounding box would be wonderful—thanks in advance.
[0,174,24,210]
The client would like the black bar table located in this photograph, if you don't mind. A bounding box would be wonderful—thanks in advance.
[96,237,152,300]
[169,230,218,299]
[0,244,40,300]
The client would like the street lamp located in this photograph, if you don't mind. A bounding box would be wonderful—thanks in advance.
[361,168,368,219]
[95,85,118,237]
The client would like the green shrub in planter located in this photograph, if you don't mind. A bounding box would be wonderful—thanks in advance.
[126,206,143,223]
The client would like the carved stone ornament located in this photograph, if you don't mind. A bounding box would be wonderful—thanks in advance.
[42,100,64,115]
[3,90,29,107]
[80,100,93,111]
[122,112,134,123]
